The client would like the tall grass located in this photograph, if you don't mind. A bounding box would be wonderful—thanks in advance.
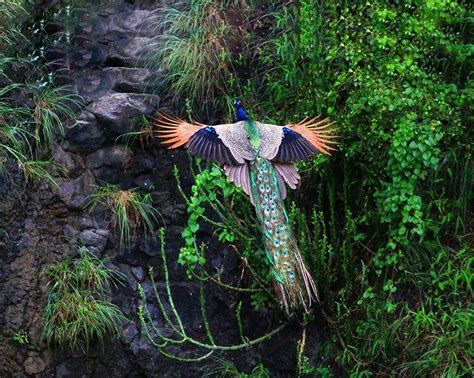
[20,160,65,188]
[146,0,251,112]
[0,80,80,183]
[0,1,26,46]
[43,247,127,351]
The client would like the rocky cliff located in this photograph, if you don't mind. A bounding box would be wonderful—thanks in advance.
[0,1,310,376]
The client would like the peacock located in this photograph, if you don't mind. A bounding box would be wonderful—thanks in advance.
[154,99,337,314]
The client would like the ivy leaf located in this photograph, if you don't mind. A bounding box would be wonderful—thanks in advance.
[189,223,200,233]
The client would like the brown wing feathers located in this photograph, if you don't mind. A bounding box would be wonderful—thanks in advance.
[153,112,204,149]
[287,116,338,155]
[274,163,300,190]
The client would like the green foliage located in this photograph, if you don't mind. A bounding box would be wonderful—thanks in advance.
[203,356,271,377]
[174,162,273,308]
[176,164,240,273]
[0,2,80,186]
[257,0,474,375]
[346,244,473,376]
[88,184,161,249]
[42,247,126,351]
[12,330,29,345]
[151,0,473,375]
[32,84,81,150]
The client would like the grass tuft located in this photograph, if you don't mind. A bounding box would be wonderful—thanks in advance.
[32,85,81,150]
[20,159,65,188]
[88,184,161,249]
[115,114,154,149]
[42,247,126,351]
[203,356,271,377]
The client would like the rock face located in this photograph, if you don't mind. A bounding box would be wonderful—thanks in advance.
[58,169,96,210]
[66,111,106,154]
[90,93,159,136]
[0,1,304,377]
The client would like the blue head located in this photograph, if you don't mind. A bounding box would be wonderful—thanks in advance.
[233,99,249,121]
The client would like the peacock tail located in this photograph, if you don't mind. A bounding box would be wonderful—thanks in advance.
[249,155,317,314]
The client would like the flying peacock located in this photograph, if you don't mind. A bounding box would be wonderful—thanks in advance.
[154,99,337,314]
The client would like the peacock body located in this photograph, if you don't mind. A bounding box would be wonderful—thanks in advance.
[155,99,337,313]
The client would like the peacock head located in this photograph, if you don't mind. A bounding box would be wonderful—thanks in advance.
[232,98,242,108]
[232,98,248,121]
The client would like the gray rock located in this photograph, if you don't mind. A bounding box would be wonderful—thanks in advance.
[53,146,84,177]
[131,266,145,281]
[104,67,153,93]
[72,43,108,69]
[24,355,46,375]
[87,145,133,169]
[78,229,110,253]
[78,216,96,229]
[24,218,36,232]
[133,153,156,173]
[92,363,109,378]
[0,193,15,213]
[119,264,138,291]
[137,234,161,258]
[66,111,105,153]
[75,70,115,102]
[122,323,139,345]
[125,36,153,58]
[134,174,155,191]
[63,224,80,240]
[89,93,159,136]
[55,358,89,377]
[151,191,171,204]
[109,9,154,36]
[106,36,153,67]
[58,169,96,210]
[161,203,175,222]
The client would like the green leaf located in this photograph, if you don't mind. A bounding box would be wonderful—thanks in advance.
[189,223,200,233]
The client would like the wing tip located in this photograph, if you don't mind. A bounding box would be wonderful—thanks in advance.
[287,116,339,155]
[153,112,203,150]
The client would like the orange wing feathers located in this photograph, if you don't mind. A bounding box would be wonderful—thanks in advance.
[287,116,338,155]
[154,113,204,149]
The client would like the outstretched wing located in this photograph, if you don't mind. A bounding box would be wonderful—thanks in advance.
[154,113,252,165]
[256,116,337,163]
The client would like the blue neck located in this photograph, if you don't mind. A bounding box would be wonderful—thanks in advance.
[236,106,249,121]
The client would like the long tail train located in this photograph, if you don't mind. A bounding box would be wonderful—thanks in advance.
[249,155,317,313]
